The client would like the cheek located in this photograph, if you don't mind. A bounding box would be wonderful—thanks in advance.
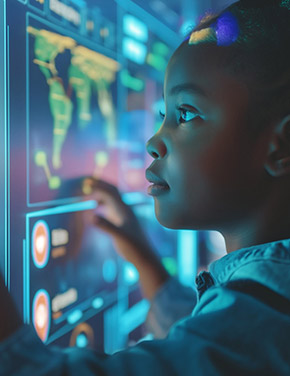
[196,129,267,218]
[198,128,249,189]
[154,128,263,229]
[156,149,210,227]
[171,135,248,214]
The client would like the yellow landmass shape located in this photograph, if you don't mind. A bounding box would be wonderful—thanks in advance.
[28,26,76,52]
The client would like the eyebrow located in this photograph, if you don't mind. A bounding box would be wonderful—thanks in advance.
[169,83,208,98]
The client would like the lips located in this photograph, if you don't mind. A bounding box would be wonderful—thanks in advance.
[145,169,169,188]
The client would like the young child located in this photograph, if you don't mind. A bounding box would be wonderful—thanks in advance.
[1,0,290,374]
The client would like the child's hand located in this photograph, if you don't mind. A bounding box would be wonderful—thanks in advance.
[82,177,153,259]
[82,178,170,299]
[0,274,22,342]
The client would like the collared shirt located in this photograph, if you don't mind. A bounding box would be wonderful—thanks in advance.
[1,238,290,375]
[147,237,290,338]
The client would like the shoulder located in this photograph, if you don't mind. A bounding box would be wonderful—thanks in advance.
[172,282,290,349]
[165,284,290,374]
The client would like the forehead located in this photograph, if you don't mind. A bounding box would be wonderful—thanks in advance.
[165,42,248,102]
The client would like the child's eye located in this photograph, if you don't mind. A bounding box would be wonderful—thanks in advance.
[177,107,201,124]
[159,107,203,124]
[159,110,165,120]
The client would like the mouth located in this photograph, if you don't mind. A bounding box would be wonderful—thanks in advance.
[147,183,170,196]
[145,169,170,197]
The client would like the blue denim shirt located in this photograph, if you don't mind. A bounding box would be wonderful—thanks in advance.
[1,238,290,375]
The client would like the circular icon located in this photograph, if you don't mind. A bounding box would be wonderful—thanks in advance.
[69,323,94,348]
[32,220,50,268]
[32,289,51,343]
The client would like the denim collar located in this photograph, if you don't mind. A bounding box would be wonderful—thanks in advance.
[207,237,290,300]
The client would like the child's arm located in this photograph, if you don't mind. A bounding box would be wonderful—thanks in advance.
[86,178,197,337]
[86,178,170,300]
[0,274,22,342]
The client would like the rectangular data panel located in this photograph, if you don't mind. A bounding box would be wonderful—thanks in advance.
[24,201,121,342]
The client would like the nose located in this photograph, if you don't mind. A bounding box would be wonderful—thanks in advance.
[146,134,167,159]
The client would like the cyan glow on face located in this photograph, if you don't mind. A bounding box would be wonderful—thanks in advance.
[215,12,240,47]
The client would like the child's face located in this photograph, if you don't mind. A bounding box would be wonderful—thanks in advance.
[146,42,272,231]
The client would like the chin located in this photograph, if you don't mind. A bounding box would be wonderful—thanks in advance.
[155,210,212,231]
[155,211,189,230]
[155,212,176,229]
[159,221,180,230]
[154,201,207,230]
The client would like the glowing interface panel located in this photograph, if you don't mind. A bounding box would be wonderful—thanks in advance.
[27,16,120,205]
[5,0,189,352]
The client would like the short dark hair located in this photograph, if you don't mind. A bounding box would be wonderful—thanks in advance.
[189,0,290,133]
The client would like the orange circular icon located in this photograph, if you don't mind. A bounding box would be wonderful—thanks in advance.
[69,323,94,348]
[33,289,51,343]
[32,220,50,268]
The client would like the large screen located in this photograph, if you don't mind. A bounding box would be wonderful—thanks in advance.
[0,0,226,352]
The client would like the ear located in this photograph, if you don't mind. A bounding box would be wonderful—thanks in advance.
[264,115,290,177]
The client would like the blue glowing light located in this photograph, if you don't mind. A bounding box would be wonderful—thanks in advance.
[215,12,240,47]
[123,15,148,42]
[102,258,117,283]
[123,262,139,285]
[76,333,88,348]
[92,297,104,309]
[178,231,198,287]
[120,299,150,334]
[122,37,147,64]
[67,309,83,325]
[180,20,195,38]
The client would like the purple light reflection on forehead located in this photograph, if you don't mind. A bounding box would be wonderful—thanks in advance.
[215,12,240,47]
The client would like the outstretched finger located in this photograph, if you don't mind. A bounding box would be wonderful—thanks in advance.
[82,177,121,199]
